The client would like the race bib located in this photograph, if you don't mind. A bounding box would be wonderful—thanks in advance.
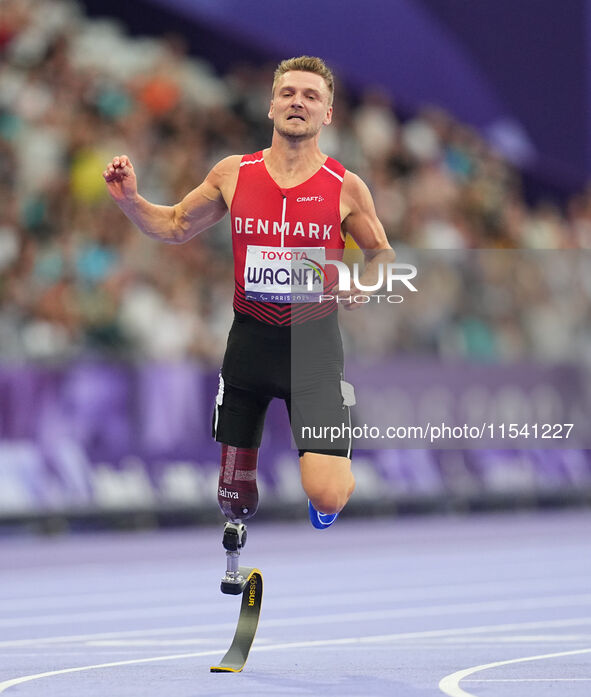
[244,246,326,303]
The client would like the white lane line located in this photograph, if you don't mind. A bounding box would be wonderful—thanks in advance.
[2,649,227,657]
[91,633,591,649]
[2,562,208,585]
[439,647,591,697]
[0,588,216,613]
[4,591,591,630]
[14,632,588,695]
[3,627,591,693]
[7,636,591,696]
[430,634,591,644]
[0,604,223,628]
[3,574,590,613]
[3,616,591,651]
[465,678,591,682]
[0,635,419,694]
[0,649,224,693]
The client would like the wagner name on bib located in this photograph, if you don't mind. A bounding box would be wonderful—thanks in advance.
[244,246,326,303]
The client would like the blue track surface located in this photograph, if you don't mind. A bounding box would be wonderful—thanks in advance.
[1,510,591,696]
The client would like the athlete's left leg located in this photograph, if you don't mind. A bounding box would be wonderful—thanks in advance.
[289,378,356,525]
[300,452,355,515]
[288,313,355,525]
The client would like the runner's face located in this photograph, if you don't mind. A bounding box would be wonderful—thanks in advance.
[269,71,333,140]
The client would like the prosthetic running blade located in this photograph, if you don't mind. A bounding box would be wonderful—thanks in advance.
[210,566,263,672]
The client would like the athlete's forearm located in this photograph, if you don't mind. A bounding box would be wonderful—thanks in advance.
[116,195,186,244]
[356,247,396,292]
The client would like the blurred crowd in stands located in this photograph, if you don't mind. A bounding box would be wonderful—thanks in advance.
[2,0,591,365]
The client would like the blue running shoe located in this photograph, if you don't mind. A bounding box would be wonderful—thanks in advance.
[308,500,339,529]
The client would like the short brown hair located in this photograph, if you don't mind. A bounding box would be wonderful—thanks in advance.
[272,56,334,105]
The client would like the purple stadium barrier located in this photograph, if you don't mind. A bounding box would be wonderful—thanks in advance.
[1,362,590,516]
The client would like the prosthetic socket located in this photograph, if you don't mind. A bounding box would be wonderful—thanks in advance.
[217,445,259,522]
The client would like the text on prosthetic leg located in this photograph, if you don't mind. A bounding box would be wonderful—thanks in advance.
[218,445,259,521]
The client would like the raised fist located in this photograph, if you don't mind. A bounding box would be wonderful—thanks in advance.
[103,155,138,203]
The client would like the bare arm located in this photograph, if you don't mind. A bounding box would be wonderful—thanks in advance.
[340,171,395,307]
[103,155,238,244]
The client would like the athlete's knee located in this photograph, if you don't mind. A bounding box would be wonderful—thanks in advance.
[307,490,346,515]
[305,479,354,515]
[217,444,259,522]
[300,454,355,514]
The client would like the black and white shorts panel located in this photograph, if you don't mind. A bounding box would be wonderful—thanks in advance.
[212,311,354,459]
[288,379,354,458]
[213,374,354,458]
[212,374,271,449]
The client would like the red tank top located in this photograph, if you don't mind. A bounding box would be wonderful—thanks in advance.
[230,150,346,326]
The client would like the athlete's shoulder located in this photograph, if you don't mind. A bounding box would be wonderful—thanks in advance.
[239,150,265,165]
[322,156,346,180]
[342,169,372,201]
[211,154,243,175]
[206,155,242,188]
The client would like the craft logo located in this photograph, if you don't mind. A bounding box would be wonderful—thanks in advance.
[296,195,324,202]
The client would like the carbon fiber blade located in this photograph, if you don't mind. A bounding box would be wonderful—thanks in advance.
[210,567,263,672]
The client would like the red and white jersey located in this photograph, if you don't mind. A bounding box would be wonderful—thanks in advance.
[230,150,346,326]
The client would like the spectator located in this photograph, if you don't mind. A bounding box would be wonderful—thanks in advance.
[0,0,588,365]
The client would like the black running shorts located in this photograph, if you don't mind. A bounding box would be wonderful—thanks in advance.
[212,311,354,458]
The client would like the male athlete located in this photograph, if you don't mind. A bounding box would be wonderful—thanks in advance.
[104,56,393,550]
